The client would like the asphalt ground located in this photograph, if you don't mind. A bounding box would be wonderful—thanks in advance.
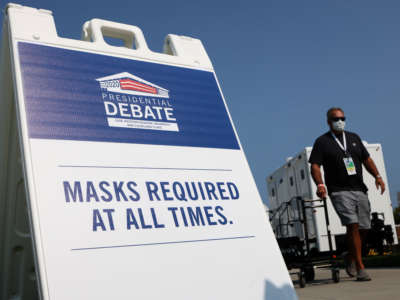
[292,267,400,300]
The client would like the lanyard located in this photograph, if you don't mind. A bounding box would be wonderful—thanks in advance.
[331,131,347,153]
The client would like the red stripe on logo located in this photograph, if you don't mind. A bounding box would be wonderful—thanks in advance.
[120,82,156,92]
[119,79,157,94]
[121,86,157,94]
[120,79,156,90]
[120,85,157,94]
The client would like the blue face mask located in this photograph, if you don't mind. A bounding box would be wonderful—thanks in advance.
[332,120,345,132]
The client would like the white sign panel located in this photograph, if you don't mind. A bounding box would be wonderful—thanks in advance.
[6,7,296,300]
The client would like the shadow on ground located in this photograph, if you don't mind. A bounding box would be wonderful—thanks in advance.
[263,279,298,300]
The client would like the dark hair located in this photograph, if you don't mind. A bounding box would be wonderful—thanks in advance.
[326,107,344,120]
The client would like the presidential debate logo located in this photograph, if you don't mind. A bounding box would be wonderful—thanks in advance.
[96,72,178,132]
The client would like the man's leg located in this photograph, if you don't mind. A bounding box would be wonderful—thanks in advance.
[359,229,369,256]
[347,223,364,270]
[347,223,371,280]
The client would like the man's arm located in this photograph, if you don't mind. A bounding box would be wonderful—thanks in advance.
[363,157,385,194]
[310,163,327,198]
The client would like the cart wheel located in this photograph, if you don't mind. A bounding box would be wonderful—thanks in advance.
[299,272,306,288]
[303,265,315,282]
[332,269,340,283]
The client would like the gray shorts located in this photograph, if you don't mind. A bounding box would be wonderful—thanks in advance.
[330,191,371,229]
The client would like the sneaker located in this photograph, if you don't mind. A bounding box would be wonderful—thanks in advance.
[357,269,371,281]
[344,254,356,277]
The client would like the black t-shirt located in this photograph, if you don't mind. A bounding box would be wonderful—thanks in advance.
[308,131,370,194]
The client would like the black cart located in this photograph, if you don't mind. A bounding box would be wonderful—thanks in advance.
[269,196,340,288]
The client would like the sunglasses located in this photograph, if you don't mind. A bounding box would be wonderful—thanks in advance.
[331,117,346,122]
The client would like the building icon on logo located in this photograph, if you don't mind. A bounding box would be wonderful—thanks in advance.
[96,72,169,98]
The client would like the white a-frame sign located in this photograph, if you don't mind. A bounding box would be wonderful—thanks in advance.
[0,3,297,300]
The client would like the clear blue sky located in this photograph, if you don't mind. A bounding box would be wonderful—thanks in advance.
[1,0,400,207]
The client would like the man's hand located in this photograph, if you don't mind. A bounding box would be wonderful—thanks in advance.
[364,157,385,195]
[375,177,385,195]
[311,163,326,199]
[317,185,327,199]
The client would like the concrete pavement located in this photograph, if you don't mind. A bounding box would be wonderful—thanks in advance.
[292,268,400,300]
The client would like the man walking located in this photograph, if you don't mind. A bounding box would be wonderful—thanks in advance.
[309,107,385,281]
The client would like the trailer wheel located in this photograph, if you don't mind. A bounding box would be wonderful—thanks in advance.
[299,272,306,288]
[303,265,315,282]
[332,269,340,283]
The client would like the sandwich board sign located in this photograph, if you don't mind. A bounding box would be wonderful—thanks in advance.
[0,3,297,300]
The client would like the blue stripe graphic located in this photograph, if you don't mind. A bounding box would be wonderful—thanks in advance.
[71,235,256,251]
[58,165,232,171]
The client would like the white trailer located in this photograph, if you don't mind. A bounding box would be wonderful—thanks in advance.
[267,142,398,253]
